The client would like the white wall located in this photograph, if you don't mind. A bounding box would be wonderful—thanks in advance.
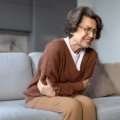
[77,0,120,63]
[93,0,120,63]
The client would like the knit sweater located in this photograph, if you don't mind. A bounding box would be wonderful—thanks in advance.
[24,38,98,103]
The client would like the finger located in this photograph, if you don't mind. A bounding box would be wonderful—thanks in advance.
[37,82,41,89]
[37,80,40,87]
[46,78,52,86]
[37,79,44,88]
[38,79,44,84]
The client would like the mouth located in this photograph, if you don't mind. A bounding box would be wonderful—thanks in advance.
[85,39,92,43]
[83,39,92,46]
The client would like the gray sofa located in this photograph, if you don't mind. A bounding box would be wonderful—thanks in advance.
[0,52,120,120]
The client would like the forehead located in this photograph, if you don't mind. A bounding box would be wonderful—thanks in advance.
[79,16,97,28]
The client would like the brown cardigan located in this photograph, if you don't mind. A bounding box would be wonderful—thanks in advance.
[24,38,97,103]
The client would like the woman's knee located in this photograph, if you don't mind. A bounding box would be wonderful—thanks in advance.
[60,97,83,120]
[63,97,82,113]
[83,96,95,107]
[75,95,95,108]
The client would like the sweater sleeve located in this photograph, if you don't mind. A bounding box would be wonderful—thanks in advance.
[38,40,74,96]
[39,41,60,84]
[39,43,76,95]
[38,40,74,95]
[57,82,83,95]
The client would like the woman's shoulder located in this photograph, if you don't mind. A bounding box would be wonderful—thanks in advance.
[47,38,65,46]
[43,38,66,55]
[45,38,65,50]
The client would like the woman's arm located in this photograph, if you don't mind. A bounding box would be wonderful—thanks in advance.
[37,77,91,96]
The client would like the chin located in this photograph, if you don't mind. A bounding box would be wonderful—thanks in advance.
[82,41,91,48]
[83,44,91,48]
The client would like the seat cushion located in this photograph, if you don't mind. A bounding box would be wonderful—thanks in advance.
[0,100,61,120]
[0,53,33,100]
[93,96,120,120]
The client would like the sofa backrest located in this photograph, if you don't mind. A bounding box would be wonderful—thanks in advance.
[103,63,120,95]
[0,53,33,100]
[29,52,43,75]
[1,52,119,101]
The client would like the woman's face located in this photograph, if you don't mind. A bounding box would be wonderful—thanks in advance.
[71,16,97,48]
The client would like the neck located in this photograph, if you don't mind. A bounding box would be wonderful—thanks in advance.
[69,38,81,54]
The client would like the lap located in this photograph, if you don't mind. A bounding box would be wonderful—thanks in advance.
[26,96,82,112]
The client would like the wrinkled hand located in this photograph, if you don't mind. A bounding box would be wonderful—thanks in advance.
[83,78,91,89]
[37,77,55,97]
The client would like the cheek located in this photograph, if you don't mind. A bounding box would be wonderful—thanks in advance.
[75,32,86,39]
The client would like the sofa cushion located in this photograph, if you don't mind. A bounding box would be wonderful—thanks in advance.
[29,52,42,75]
[0,100,61,120]
[93,96,120,120]
[83,60,116,98]
[0,53,33,100]
[103,63,120,95]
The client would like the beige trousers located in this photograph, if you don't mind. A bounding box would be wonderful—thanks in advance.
[26,95,96,120]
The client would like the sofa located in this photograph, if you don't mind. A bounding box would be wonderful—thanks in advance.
[0,52,120,120]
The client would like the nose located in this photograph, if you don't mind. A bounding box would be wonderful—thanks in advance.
[88,30,94,38]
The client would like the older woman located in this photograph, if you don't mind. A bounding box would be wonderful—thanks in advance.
[24,6,103,120]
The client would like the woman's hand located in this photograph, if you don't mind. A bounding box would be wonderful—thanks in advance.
[37,77,55,97]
